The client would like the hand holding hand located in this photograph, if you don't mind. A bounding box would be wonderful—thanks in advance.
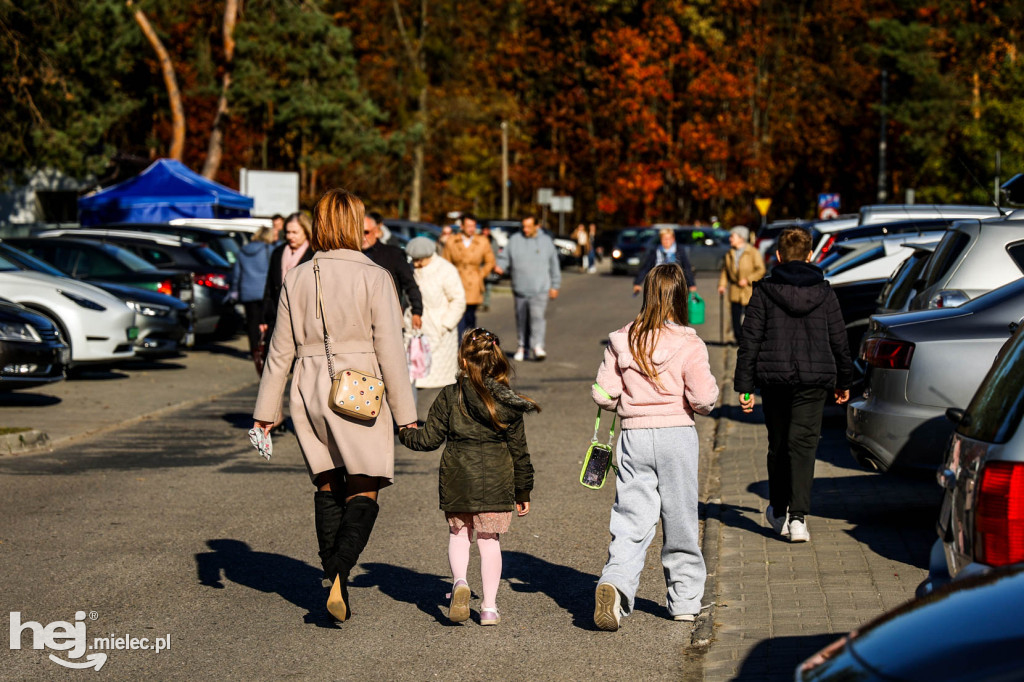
[402,422,419,430]
[516,501,530,517]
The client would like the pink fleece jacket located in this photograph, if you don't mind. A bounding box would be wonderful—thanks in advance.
[592,323,719,429]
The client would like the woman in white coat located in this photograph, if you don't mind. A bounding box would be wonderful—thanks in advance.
[406,237,466,393]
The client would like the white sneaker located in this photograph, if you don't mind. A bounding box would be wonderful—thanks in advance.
[533,346,547,360]
[788,518,810,543]
[594,583,622,631]
[588,266,597,274]
[513,347,525,362]
[765,505,790,536]
[673,613,696,622]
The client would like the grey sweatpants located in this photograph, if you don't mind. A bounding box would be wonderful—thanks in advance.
[514,292,549,350]
[599,426,705,617]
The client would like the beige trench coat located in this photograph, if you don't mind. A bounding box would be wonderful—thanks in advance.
[253,249,417,485]
[443,235,495,306]
[718,246,767,305]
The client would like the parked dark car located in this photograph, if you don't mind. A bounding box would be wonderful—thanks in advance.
[382,219,442,244]
[919,322,1024,595]
[0,241,192,355]
[796,563,1024,682]
[610,226,657,275]
[0,297,69,390]
[94,222,249,266]
[35,230,234,336]
[813,218,955,265]
[613,226,729,276]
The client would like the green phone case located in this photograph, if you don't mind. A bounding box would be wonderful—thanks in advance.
[580,408,617,490]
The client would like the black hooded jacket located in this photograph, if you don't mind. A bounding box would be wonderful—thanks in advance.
[399,376,535,513]
[734,261,852,393]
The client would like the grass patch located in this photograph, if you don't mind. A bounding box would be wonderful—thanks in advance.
[0,427,32,435]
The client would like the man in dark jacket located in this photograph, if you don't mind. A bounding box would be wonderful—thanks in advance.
[363,212,423,330]
[734,227,852,544]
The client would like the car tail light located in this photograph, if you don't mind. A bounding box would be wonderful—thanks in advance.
[975,461,1024,566]
[194,273,230,290]
[861,338,915,370]
[814,235,836,263]
[157,279,173,296]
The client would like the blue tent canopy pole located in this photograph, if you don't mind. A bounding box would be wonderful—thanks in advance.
[78,159,254,226]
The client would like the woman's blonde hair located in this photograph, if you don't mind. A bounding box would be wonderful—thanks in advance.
[458,328,539,429]
[252,226,276,244]
[628,264,689,388]
[311,189,363,251]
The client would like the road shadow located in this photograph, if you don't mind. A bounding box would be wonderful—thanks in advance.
[733,633,838,681]
[193,341,250,360]
[194,539,335,628]
[349,562,456,625]
[123,358,187,371]
[502,550,664,629]
[0,392,61,407]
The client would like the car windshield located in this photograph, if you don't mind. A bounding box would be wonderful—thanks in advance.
[617,228,656,246]
[0,244,67,277]
[959,325,1024,444]
[824,244,885,277]
[98,243,159,272]
[191,246,230,268]
[0,253,20,272]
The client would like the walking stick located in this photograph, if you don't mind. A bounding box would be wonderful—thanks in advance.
[719,291,725,345]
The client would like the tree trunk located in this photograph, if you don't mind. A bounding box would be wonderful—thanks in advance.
[129,1,185,160]
[409,84,427,221]
[203,0,240,178]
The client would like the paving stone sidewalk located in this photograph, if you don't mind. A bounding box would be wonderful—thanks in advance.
[701,347,942,681]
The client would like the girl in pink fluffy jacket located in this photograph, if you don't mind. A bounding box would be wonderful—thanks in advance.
[590,264,719,631]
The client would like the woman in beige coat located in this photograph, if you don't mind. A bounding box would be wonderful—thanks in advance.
[442,212,495,336]
[717,225,766,346]
[253,189,417,623]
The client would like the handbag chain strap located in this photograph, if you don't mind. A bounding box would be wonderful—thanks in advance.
[591,407,617,447]
[313,259,337,381]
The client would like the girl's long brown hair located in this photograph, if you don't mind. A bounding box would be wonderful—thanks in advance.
[458,328,540,429]
[628,263,690,388]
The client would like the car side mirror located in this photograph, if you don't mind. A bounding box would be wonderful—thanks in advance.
[945,407,967,425]
[1010,319,1022,334]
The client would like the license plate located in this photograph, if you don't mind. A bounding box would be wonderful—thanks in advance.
[627,257,640,265]
[59,348,71,364]
[127,326,139,340]
[184,331,195,347]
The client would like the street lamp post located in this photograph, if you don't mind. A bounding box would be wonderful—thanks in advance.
[501,121,509,220]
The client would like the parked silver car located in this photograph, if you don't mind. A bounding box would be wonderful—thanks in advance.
[910,217,1024,310]
[0,254,136,364]
[919,322,1024,594]
[847,277,1024,472]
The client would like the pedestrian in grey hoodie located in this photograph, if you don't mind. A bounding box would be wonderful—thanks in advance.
[494,215,561,361]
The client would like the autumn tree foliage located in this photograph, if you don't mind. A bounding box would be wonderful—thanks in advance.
[3,0,1023,224]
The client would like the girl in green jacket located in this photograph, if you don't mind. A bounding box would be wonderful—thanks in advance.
[399,328,539,626]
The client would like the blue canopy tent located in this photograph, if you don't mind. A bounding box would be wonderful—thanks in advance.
[78,159,254,226]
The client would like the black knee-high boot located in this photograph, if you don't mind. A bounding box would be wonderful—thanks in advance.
[326,495,379,622]
[313,491,345,587]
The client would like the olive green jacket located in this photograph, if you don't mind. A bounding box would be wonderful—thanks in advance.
[399,376,535,513]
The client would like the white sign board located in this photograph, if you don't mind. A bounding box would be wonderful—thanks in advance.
[537,187,554,205]
[550,195,574,213]
[240,169,300,217]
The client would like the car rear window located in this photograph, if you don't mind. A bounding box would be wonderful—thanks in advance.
[1006,240,1024,274]
[921,230,971,287]
[824,244,885,277]
[99,243,159,272]
[192,246,230,268]
[959,326,1024,444]
[879,251,931,309]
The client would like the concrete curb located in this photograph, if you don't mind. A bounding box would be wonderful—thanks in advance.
[0,429,50,456]
[692,345,733,650]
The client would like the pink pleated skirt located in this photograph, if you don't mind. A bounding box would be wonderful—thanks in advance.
[446,511,513,535]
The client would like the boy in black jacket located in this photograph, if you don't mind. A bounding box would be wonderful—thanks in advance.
[734,228,852,543]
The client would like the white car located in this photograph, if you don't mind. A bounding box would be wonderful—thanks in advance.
[0,255,137,364]
[823,232,946,286]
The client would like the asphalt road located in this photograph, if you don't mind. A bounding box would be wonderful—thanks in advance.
[2,268,715,681]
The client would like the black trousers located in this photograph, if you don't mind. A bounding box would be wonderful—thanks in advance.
[243,300,264,355]
[730,301,746,346]
[761,385,828,518]
[458,304,478,338]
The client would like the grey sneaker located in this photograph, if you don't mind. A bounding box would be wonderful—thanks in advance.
[765,505,790,536]
[594,583,622,631]
[788,517,810,543]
